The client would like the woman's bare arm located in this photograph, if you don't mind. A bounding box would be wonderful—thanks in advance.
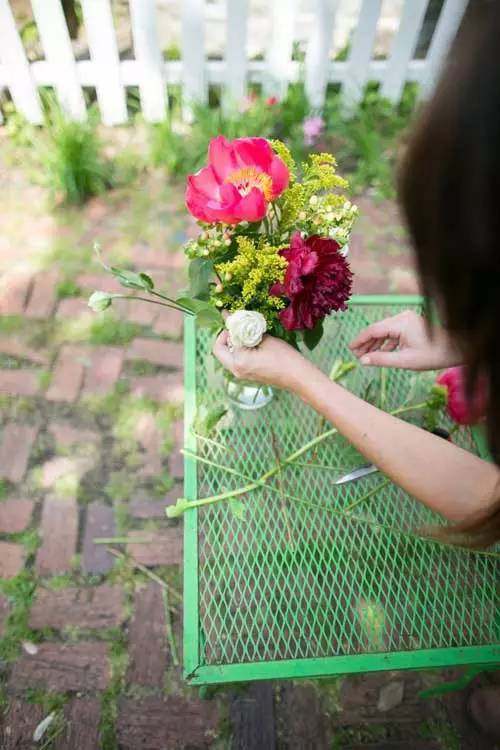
[293,359,497,522]
[213,332,498,523]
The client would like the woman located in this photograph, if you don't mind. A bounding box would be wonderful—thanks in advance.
[214,2,500,737]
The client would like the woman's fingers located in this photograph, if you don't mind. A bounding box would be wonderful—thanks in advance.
[360,349,402,367]
[212,331,233,370]
[352,335,398,358]
[349,315,405,353]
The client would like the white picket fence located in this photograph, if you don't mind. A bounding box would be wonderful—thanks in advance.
[0,0,469,126]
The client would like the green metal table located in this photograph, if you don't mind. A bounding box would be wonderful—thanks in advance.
[183,295,499,685]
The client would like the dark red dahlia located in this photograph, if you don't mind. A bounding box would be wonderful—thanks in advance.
[270,232,352,330]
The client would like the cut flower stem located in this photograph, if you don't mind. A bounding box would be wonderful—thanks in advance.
[178,448,500,560]
[172,400,431,518]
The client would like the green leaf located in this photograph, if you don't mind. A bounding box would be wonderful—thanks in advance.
[303,320,324,351]
[139,272,154,291]
[166,498,190,518]
[194,404,228,437]
[228,499,246,520]
[176,297,223,329]
[188,258,214,300]
[110,267,152,291]
[196,306,223,329]
[328,359,357,382]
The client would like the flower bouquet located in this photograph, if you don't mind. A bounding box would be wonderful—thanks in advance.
[89,135,357,407]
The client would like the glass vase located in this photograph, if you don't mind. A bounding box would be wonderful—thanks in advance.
[224,375,274,410]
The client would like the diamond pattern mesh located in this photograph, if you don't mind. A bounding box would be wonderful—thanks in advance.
[190,303,499,668]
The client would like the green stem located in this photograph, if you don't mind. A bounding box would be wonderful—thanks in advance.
[107,547,182,604]
[93,536,152,544]
[288,460,357,471]
[180,451,500,560]
[149,289,195,315]
[380,368,387,411]
[119,295,193,314]
[178,401,431,515]
[162,587,179,667]
[343,479,391,512]
[182,423,341,511]
[391,401,428,416]
[270,428,294,547]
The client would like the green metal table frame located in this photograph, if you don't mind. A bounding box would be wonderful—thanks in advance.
[183,295,500,686]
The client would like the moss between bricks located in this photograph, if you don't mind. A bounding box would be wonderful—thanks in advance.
[420,714,461,750]
[0,571,40,662]
[55,279,82,300]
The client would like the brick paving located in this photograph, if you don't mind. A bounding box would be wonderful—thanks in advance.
[0,179,490,749]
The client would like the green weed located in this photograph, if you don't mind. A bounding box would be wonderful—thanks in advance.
[38,97,112,205]
[420,716,461,750]
[0,480,9,501]
[0,571,39,661]
[56,279,82,299]
[0,315,24,335]
[37,370,52,391]
[88,314,140,346]
[323,84,418,198]
[99,631,129,750]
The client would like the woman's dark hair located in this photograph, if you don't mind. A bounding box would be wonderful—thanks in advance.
[398,1,500,547]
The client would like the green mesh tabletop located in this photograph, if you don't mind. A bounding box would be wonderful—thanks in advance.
[182,295,499,685]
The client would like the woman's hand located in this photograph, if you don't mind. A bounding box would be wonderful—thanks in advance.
[213,330,314,391]
[349,310,462,371]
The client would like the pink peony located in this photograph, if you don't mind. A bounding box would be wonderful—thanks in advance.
[185,136,289,225]
[270,232,352,330]
[266,96,279,106]
[436,366,488,425]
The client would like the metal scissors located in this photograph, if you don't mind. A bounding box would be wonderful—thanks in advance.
[334,427,451,485]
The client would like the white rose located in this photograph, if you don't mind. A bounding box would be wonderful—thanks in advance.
[226,310,267,349]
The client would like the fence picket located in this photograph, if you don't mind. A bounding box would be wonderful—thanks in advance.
[264,0,298,99]
[381,0,428,103]
[225,0,248,109]
[129,0,166,122]
[420,0,468,98]
[342,0,382,109]
[31,0,86,120]
[181,0,207,118]
[305,0,339,109]
[80,0,127,125]
[0,0,42,123]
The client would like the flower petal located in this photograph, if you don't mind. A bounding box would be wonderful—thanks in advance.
[233,187,267,223]
[233,137,273,171]
[185,182,211,222]
[269,154,290,197]
[189,165,222,198]
[208,135,238,181]
[270,281,286,296]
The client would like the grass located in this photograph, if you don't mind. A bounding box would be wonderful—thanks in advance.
[99,625,129,749]
[88,314,141,346]
[0,315,24,335]
[0,480,9,501]
[38,98,112,205]
[0,571,39,662]
[420,716,461,750]
[37,370,52,391]
[56,279,82,300]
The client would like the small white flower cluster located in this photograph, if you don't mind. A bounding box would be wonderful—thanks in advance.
[226,310,267,349]
[298,195,358,249]
[184,225,235,259]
